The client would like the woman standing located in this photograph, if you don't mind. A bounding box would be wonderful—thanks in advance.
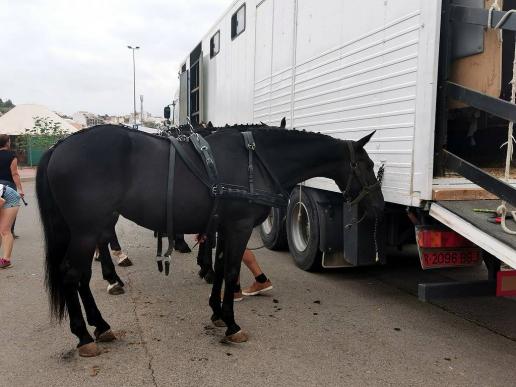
[0,183,21,268]
[0,134,24,237]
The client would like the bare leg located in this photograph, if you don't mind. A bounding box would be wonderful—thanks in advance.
[241,248,273,296]
[0,206,19,259]
[242,249,263,277]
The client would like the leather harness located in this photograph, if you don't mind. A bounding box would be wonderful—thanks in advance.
[164,133,380,266]
[165,131,289,254]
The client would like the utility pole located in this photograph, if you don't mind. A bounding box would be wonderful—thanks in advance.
[140,94,144,124]
[171,100,177,126]
[127,45,140,128]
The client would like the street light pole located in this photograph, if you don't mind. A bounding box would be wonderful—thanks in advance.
[127,45,140,127]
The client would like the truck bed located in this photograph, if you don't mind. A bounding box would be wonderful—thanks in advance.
[430,200,516,269]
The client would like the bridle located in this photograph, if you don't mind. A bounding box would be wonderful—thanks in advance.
[342,141,382,206]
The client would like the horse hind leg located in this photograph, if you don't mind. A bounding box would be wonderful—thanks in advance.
[78,276,116,343]
[98,242,125,295]
[62,234,102,356]
[98,226,125,295]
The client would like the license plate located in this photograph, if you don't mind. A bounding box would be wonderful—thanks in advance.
[420,249,482,269]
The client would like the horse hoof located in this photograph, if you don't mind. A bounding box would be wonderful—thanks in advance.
[198,267,209,279]
[107,283,125,295]
[175,242,191,254]
[212,319,226,328]
[78,342,101,357]
[118,257,133,267]
[204,271,215,284]
[94,329,116,342]
[226,330,248,343]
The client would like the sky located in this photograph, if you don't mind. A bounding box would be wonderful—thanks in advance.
[0,0,231,117]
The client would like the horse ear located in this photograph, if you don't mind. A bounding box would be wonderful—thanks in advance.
[355,131,376,148]
[280,117,286,128]
[207,121,213,128]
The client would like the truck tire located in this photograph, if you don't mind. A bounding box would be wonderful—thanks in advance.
[286,187,322,271]
[259,207,288,250]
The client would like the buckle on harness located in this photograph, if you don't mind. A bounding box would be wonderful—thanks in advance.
[211,184,224,196]
[247,142,256,150]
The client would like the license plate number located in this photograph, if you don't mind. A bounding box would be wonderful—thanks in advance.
[420,249,482,269]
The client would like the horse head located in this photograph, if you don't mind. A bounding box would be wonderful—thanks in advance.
[335,131,385,219]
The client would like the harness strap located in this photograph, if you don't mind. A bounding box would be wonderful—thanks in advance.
[169,136,214,190]
[166,138,176,241]
[242,131,290,203]
[190,133,219,183]
[242,131,255,194]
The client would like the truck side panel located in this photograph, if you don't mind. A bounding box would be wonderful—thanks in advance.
[191,0,442,207]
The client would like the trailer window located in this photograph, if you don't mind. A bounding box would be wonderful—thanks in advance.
[210,30,220,58]
[231,3,246,40]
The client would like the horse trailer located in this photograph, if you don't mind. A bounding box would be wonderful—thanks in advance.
[174,0,516,299]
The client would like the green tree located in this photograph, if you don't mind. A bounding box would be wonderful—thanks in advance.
[0,98,15,113]
[16,116,70,165]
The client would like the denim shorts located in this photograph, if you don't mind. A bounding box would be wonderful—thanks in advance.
[2,186,20,208]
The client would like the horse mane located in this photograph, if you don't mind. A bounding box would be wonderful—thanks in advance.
[51,123,340,153]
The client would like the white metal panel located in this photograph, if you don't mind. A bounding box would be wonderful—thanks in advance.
[203,0,257,126]
[269,0,295,127]
[184,0,443,208]
[412,0,442,204]
[292,0,439,206]
[253,0,274,124]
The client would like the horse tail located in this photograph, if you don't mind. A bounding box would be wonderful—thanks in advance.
[36,148,70,321]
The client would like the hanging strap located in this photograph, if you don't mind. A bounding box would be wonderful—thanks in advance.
[241,131,290,202]
[189,133,219,183]
[166,138,176,240]
[242,131,255,194]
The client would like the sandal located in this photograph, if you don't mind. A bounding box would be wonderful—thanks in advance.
[0,258,11,269]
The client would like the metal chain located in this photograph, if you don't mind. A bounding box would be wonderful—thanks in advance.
[373,164,385,262]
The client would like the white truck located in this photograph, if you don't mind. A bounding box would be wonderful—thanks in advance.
[173,0,516,299]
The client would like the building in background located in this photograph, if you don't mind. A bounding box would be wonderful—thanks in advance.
[72,111,105,127]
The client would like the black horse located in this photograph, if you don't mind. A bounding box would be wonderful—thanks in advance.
[36,124,383,356]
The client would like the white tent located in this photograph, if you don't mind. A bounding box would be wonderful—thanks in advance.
[0,104,80,135]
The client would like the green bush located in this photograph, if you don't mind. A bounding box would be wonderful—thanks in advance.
[16,116,70,165]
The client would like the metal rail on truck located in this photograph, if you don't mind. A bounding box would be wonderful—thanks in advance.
[430,200,516,268]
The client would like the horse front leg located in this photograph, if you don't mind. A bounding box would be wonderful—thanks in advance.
[197,233,215,284]
[221,222,253,343]
[174,234,191,253]
[209,232,225,326]
[156,232,164,272]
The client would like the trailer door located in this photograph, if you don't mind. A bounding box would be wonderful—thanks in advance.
[253,0,274,123]
[253,0,295,126]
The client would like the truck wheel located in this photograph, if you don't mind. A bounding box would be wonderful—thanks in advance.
[286,187,321,271]
[260,207,288,250]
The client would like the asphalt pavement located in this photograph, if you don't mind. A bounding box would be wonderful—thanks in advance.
[1,181,516,387]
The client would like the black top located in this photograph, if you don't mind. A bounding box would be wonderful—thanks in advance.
[0,150,15,184]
